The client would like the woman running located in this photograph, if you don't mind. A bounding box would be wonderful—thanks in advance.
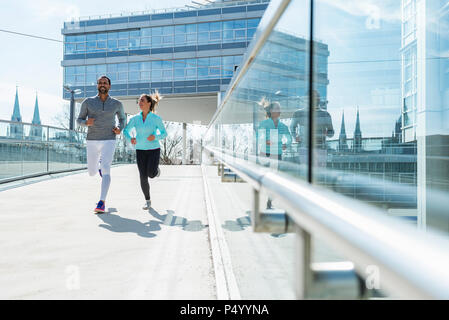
[123,91,167,210]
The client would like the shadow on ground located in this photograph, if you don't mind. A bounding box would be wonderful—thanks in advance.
[96,207,208,238]
[222,210,287,238]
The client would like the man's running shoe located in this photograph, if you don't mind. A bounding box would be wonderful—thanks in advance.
[142,200,151,210]
[94,200,105,213]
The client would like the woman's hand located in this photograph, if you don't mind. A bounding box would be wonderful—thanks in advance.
[131,138,137,145]
[147,135,156,142]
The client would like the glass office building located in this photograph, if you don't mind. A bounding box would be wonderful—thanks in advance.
[61,0,270,123]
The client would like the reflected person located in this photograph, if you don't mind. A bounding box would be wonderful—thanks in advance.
[257,98,292,162]
[257,98,292,209]
[290,90,334,168]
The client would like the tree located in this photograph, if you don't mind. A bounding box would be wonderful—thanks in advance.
[160,122,183,165]
[52,102,87,133]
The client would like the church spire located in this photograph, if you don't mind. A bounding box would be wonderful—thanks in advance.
[9,86,23,138]
[11,86,22,122]
[354,107,361,136]
[338,110,348,152]
[353,107,362,152]
[32,92,41,125]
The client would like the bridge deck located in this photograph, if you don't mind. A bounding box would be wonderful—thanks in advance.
[0,165,215,299]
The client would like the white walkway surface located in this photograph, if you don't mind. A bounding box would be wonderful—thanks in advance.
[0,165,216,299]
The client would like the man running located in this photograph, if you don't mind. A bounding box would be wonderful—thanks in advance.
[77,75,126,213]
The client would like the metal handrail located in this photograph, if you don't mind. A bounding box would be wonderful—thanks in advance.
[205,145,449,299]
[0,119,84,133]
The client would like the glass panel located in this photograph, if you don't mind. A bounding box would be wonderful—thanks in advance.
[152,36,162,46]
[175,34,186,44]
[234,20,246,30]
[118,31,129,39]
[0,141,23,180]
[97,33,107,40]
[175,25,186,34]
[186,24,197,33]
[186,33,197,43]
[108,40,118,49]
[118,39,128,48]
[86,34,97,41]
[198,22,209,32]
[210,31,221,41]
[247,18,261,28]
[198,32,209,43]
[108,32,118,40]
[313,0,420,230]
[152,27,162,36]
[223,20,234,30]
[162,26,174,35]
[210,21,221,31]
[202,0,312,298]
[96,64,106,74]
[129,30,140,38]
[129,62,140,71]
[141,71,150,80]
[141,28,151,37]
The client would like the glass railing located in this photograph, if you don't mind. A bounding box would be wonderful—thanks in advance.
[0,120,134,183]
[202,0,449,299]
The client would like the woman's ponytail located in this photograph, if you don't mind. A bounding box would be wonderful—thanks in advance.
[149,90,162,112]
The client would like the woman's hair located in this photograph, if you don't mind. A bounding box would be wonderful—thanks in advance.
[141,90,163,112]
[258,97,280,118]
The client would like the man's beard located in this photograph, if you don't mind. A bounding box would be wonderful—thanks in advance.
[98,86,109,94]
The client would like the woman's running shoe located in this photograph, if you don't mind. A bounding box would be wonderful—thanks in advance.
[142,200,151,210]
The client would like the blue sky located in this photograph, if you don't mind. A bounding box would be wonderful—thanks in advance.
[0,0,193,126]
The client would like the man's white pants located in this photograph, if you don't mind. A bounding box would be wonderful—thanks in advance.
[87,140,116,201]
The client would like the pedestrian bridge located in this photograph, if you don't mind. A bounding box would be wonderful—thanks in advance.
[0,164,298,299]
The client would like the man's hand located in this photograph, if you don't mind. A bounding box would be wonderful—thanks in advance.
[131,138,137,145]
[147,135,156,142]
[86,118,95,126]
[266,140,271,146]
[295,136,301,143]
[112,127,121,135]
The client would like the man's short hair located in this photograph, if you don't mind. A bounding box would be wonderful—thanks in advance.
[97,76,111,85]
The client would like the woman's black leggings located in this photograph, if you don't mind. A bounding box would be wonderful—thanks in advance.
[136,148,160,200]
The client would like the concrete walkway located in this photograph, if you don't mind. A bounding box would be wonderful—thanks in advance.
[0,165,215,299]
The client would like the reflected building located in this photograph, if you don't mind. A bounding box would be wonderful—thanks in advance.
[233,30,329,114]
[327,110,417,211]
[210,29,330,160]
